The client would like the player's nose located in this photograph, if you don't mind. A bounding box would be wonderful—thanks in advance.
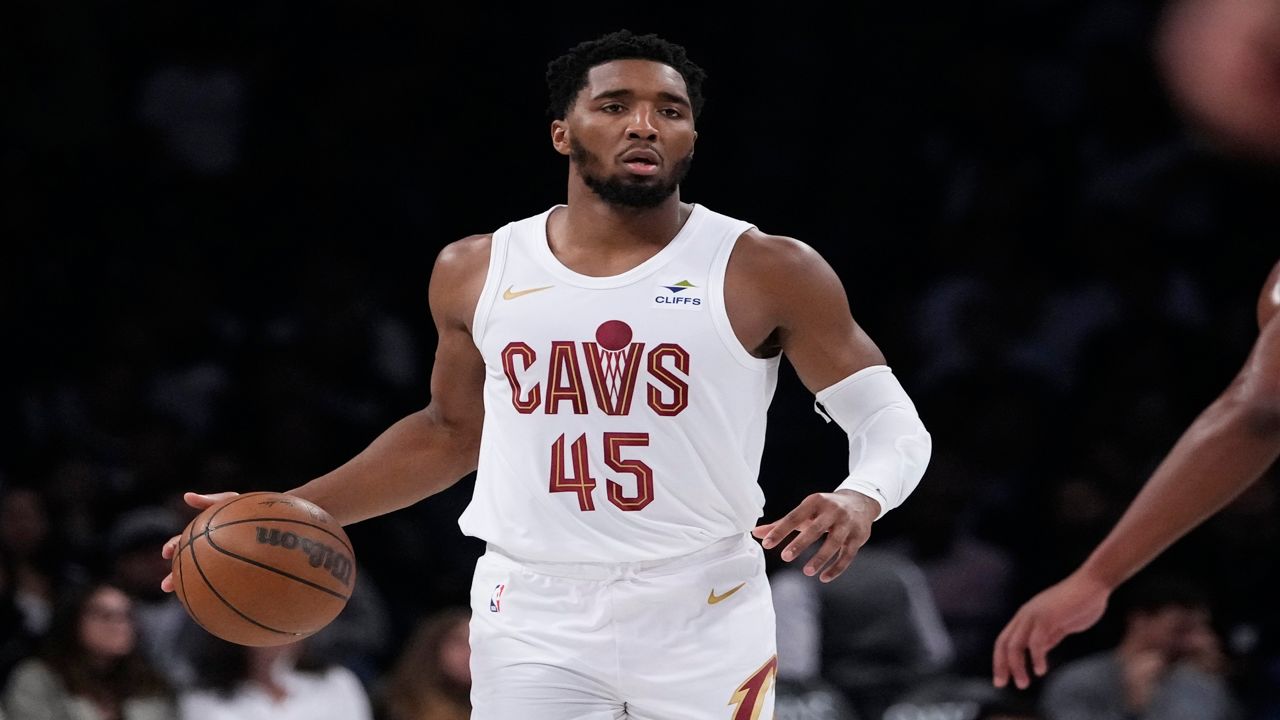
[626,108,659,142]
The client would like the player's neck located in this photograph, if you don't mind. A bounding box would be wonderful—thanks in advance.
[555,184,691,252]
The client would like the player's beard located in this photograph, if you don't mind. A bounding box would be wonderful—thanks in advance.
[570,137,693,209]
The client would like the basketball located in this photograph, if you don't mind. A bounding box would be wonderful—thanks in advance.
[171,492,357,647]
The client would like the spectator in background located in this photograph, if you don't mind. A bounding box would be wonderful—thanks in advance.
[886,680,1038,720]
[0,487,63,638]
[104,507,202,691]
[1,581,177,720]
[1038,574,1238,720]
[884,452,1016,676]
[376,607,471,720]
[0,549,36,689]
[180,636,372,720]
[302,572,393,688]
[772,546,954,720]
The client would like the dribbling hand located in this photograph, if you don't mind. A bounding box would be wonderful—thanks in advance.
[992,571,1111,689]
[752,489,878,582]
[159,491,240,593]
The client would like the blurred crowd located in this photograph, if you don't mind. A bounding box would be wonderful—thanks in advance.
[2,0,1279,719]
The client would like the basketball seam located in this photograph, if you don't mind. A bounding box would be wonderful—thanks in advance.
[175,492,281,556]
[208,491,274,527]
[188,523,300,639]
[203,532,352,601]
[176,528,216,637]
[177,491,271,556]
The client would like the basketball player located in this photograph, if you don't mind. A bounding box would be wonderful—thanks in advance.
[993,259,1280,691]
[160,30,932,718]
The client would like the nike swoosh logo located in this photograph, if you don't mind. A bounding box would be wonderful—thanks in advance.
[707,582,746,605]
[502,284,554,300]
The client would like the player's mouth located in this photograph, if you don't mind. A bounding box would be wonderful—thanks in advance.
[620,148,661,176]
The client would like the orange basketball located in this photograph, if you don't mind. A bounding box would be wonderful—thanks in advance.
[171,492,356,647]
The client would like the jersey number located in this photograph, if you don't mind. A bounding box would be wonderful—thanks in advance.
[550,432,654,511]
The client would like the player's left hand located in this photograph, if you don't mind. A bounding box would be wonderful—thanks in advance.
[752,489,878,582]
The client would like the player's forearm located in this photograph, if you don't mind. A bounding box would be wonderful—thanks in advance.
[287,407,481,526]
[1079,387,1280,590]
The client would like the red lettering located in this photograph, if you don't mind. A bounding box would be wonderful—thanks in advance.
[646,343,690,416]
[501,342,539,414]
[545,341,588,414]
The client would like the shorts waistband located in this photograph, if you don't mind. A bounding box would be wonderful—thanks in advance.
[483,533,752,581]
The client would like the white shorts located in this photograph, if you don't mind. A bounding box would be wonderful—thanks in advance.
[468,533,778,720]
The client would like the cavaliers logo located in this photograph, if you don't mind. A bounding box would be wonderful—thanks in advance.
[501,320,689,417]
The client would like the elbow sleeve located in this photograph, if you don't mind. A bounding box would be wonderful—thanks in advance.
[815,365,932,519]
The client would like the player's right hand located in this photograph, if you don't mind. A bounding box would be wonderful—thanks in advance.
[160,491,240,593]
[992,570,1111,689]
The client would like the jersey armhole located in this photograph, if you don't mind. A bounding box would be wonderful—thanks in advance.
[708,227,782,372]
[470,225,512,349]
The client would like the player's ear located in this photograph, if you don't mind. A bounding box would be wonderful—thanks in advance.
[551,120,571,156]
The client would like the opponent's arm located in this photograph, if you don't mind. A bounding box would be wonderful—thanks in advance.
[732,232,931,582]
[161,235,491,592]
[1080,308,1280,587]
[993,259,1280,689]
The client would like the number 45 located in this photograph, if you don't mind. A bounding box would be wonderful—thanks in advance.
[550,432,653,511]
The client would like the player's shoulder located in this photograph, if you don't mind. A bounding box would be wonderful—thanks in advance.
[435,233,493,269]
[429,234,493,321]
[431,233,492,283]
[729,227,833,283]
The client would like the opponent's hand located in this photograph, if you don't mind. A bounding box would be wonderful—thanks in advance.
[159,492,239,593]
[992,571,1111,689]
[751,489,879,582]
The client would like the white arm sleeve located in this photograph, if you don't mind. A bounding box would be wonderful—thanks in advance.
[814,365,931,519]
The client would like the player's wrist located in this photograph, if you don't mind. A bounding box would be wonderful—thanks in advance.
[834,479,887,519]
[1073,559,1123,595]
[832,486,883,518]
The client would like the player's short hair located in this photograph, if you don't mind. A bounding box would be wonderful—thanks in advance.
[545,29,707,121]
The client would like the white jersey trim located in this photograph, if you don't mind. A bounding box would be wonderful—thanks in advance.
[530,204,710,289]
[470,224,512,347]
[709,228,781,372]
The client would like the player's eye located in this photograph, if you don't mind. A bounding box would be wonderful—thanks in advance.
[660,108,682,119]
[601,103,624,113]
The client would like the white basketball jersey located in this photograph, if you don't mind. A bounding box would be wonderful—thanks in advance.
[458,204,780,562]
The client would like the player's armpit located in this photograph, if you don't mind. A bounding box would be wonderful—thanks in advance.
[729,232,886,393]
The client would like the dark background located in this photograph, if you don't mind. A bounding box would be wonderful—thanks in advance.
[3,0,1278,716]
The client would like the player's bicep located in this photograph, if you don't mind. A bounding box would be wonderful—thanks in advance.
[426,323,487,433]
[423,234,491,436]
[770,240,886,393]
